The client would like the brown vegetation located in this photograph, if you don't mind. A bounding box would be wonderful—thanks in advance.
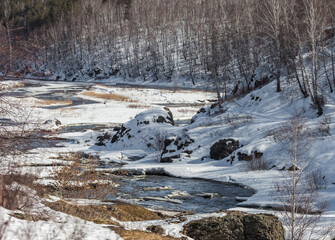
[36,99,73,106]
[52,152,119,200]
[82,91,134,102]
[112,228,179,240]
[45,200,165,223]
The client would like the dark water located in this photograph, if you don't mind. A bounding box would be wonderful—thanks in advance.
[115,175,254,213]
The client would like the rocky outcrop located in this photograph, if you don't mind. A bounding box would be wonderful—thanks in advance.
[183,212,285,240]
[160,135,195,163]
[210,139,240,160]
[109,107,175,151]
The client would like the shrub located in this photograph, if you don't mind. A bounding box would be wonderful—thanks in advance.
[52,153,119,200]
[240,157,268,172]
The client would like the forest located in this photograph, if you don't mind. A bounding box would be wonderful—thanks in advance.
[1,0,335,115]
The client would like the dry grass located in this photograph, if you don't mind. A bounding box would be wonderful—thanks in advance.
[45,200,165,222]
[112,228,179,240]
[178,108,196,114]
[36,99,73,106]
[127,104,151,109]
[82,90,135,102]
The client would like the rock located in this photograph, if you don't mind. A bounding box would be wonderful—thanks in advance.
[183,212,285,240]
[142,197,182,204]
[210,139,240,160]
[156,115,167,124]
[143,186,173,191]
[44,119,61,127]
[254,151,263,159]
[146,225,164,234]
[288,165,299,171]
[96,132,111,146]
[160,157,174,163]
[243,214,285,240]
[237,152,253,161]
[163,107,174,125]
[184,215,245,240]
[194,193,217,199]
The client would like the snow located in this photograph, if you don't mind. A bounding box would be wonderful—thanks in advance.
[1,78,335,239]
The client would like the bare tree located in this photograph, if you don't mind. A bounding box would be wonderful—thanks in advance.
[273,115,330,240]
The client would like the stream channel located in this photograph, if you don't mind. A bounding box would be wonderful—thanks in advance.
[8,80,254,213]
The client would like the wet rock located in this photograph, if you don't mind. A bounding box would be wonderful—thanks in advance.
[194,193,217,199]
[143,186,173,191]
[142,197,182,204]
[183,212,285,240]
[210,139,240,160]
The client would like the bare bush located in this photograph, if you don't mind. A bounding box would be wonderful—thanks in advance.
[224,113,253,128]
[52,153,119,200]
[318,115,331,136]
[305,169,327,191]
[240,157,268,172]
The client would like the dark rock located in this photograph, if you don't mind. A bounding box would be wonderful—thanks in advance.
[210,139,240,160]
[237,152,253,161]
[197,108,206,114]
[146,225,164,234]
[254,151,263,159]
[183,150,193,154]
[55,119,61,126]
[288,165,299,171]
[111,134,118,143]
[164,107,174,125]
[160,157,173,163]
[96,132,111,146]
[113,126,121,132]
[156,116,167,123]
[164,138,174,147]
[183,212,285,240]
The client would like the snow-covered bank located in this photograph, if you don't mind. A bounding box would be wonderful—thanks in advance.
[1,78,335,239]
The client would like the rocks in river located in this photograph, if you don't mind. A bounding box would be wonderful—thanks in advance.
[210,139,240,160]
[183,212,285,240]
[141,196,182,204]
[167,191,192,200]
[143,186,173,191]
[194,193,217,199]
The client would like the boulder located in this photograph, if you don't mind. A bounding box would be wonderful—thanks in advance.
[110,107,174,151]
[210,139,239,160]
[183,212,285,240]
[243,214,285,240]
